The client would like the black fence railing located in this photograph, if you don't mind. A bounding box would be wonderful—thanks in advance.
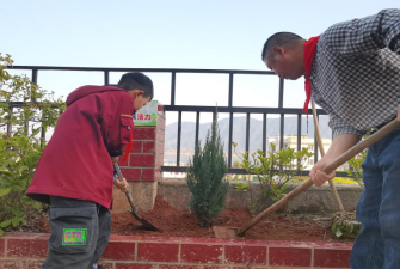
[4,66,348,177]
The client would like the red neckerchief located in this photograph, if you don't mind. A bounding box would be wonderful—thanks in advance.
[303,36,320,132]
[122,127,134,163]
[122,108,136,163]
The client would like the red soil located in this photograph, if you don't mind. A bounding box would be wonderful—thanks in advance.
[111,196,347,242]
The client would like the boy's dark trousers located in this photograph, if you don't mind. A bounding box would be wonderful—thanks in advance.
[41,196,111,269]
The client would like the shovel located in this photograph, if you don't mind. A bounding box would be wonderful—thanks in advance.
[113,163,159,231]
[214,116,400,239]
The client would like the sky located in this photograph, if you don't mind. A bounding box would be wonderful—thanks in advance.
[1,0,399,125]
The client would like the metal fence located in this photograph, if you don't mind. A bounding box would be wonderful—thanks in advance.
[4,66,347,177]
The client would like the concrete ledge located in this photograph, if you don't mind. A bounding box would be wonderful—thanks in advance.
[159,182,363,214]
[111,182,158,214]
[110,180,362,215]
[1,232,352,268]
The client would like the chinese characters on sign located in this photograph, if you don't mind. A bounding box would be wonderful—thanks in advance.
[135,113,153,121]
[133,100,161,127]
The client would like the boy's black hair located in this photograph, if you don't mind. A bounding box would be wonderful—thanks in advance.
[261,32,305,61]
[117,72,154,100]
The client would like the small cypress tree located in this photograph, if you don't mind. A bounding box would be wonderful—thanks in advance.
[186,114,229,227]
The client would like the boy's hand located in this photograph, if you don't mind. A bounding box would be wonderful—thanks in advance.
[111,157,119,164]
[114,176,129,192]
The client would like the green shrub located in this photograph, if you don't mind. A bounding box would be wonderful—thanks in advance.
[186,116,229,227]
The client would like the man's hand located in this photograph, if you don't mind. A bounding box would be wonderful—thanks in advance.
[309,133,358,186]
[309,157,337,186]
[114,176,129,192]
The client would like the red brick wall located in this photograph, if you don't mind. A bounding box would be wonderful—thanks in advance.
[118,105,165,183]
[1,233,352,268]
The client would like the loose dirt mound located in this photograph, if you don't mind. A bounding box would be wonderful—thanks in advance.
[111,195,347,242]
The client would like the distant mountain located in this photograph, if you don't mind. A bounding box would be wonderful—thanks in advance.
[164,115,332,164]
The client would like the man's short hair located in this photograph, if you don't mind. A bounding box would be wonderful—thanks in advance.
[118,72,154,100]
[261,32,305,61]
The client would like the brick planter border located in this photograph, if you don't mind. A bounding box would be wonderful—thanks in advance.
[0,233,352,268]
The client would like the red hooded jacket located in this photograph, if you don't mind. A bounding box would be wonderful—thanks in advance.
[26,85,134,209]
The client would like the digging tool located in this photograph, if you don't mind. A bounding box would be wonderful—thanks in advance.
[214,116,400,239]
[113,163,159,231]
[312,100,345,213]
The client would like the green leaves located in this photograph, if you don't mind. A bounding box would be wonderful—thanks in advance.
[31,128,40,137]
[335,228,343,238]
[0,220,12,228]
[11,206,20,216]
[346,151,366,189]
[0,53,63,236]
[0,188,12,197]
[232,142,313,214]
[12,218,21,227]
[32,201,43,210]
[235,182,248,192]
[0,218,26,228]
[1,54,64,137]
[0,132,45,235]
[331,213,361,238]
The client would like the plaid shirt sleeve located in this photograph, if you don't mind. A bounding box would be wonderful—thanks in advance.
[324,8,400,55]
[328,114,367,137]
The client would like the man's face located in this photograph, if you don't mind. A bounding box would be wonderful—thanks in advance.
[264,47,304,80]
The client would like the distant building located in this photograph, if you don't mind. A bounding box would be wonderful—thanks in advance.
[266,134,349,171]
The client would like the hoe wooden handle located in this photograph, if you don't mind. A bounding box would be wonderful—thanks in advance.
[312,100,345,213]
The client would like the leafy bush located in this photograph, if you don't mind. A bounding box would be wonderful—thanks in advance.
[233,142,313,215]
[0,135,44,235]
[345,151,366,189]
[0,53,65,235]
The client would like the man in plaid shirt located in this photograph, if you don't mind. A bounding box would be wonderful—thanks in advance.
[261,9,400,269]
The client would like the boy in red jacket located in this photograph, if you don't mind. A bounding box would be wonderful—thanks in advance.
[26,72,154,269]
